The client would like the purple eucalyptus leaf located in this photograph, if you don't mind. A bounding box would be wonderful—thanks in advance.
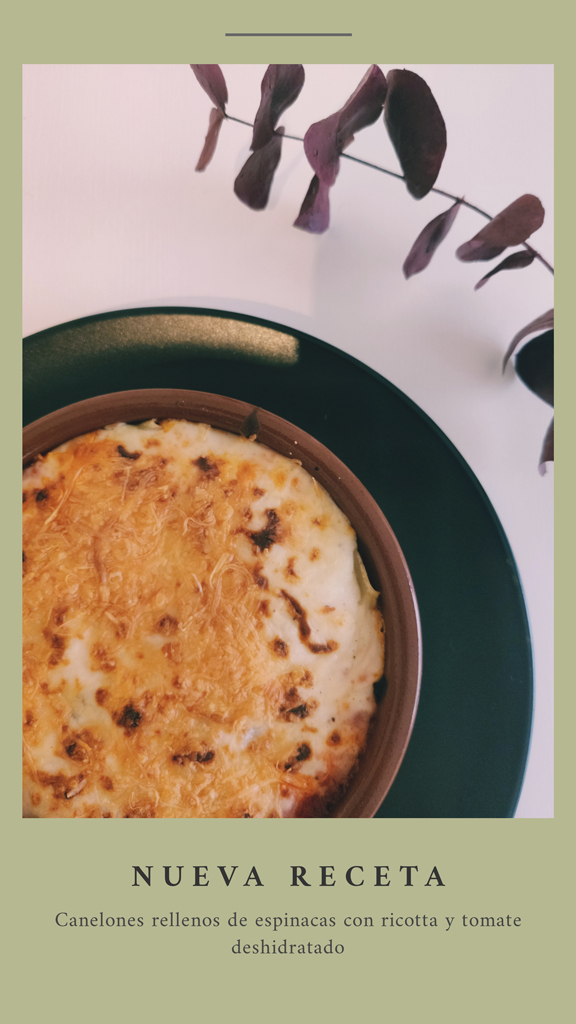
[457,195,545,262]
[384,69,447,199]
[195,107,225,172]
[304,65,387,183]
[190,64,228,112]
[403,200,462,278]
[515,330,554,406]
[234,129,284,210]
[252,64,305,150]
[303,112,341,187]
[294,175,331,233]
[502,308,554,370]
[334,63,389,147]
[538,418,554,475]
[474,250,535,289]
[458,240,508,261]
[297,65,387,233]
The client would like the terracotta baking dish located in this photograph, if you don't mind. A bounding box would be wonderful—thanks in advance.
[23,389,422,818]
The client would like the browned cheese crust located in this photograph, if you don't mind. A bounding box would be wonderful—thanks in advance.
[23,421,384,818]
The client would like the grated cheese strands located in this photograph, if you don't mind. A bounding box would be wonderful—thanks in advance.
[23,419,384,818]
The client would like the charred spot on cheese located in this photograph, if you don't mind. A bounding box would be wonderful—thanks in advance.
[172,752,192,765]
[250,508,281,551]
[280,685,299,709]
[36,770,81,800]
[279,689,318,722]
[173,748,215,766]
[284,557,299,579]
[44,630,66,666]
[156,614,178,636]
[48,631,66,653]
[53,606,68,626]
[65,741,89,763]
[117,444,141,460]
[284,743,312,771]
[272,638,289,658]
[115,705,142,730]
[194,455,220,479]
[280,590,339,655]
[253,566,269,590]
[280,590,310,639]
[196,749,215,763]
[23,419,384,818]
[288,704,309,718]
[309,640,338,654]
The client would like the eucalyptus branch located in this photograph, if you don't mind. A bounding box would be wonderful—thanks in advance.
[192,63,554,470]
[225,115,554,276]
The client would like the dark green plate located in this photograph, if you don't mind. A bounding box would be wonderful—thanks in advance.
[23,308,533,817]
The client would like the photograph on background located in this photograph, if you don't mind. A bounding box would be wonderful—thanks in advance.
[22,64,553,819]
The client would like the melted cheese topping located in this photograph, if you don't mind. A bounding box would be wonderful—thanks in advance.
[23,420,384,818]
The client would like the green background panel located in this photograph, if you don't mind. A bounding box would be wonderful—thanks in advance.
[4,11,567,1022]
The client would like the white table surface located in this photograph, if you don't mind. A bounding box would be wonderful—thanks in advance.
[23,63,554,816]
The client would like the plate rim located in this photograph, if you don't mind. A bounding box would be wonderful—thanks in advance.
[23,306,534,816]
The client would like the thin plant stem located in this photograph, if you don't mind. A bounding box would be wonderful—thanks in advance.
[225,114,554,276]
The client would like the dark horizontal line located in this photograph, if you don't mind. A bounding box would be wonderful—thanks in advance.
[225,33,352,37]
